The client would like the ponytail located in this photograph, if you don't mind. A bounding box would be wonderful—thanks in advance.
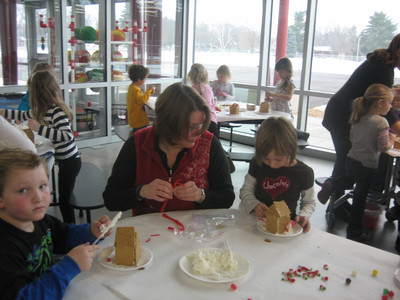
[349,97,367,124]
[349,83,394,124]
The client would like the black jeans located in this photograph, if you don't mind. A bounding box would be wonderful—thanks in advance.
[57,156,81,223]
[330,127,351,180]
[345,157,375,234]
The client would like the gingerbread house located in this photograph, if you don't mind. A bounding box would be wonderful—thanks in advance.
[265,200,291,234]
[260,102,269,113]
[114,226,141,266]
[229,103,240,114]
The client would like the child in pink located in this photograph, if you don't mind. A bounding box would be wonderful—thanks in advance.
[188,63,218,136]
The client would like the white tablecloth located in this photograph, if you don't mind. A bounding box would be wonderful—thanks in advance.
[63,209,400,300]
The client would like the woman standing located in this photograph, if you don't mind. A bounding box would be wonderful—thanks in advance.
[320,33,400,202]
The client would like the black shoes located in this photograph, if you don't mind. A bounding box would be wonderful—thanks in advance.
[347,230,369,243]
[318,180,334,204]
[395,237,400,253]
[386,202,400,222]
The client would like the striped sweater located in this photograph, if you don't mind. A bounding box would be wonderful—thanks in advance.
[4,106,79,160]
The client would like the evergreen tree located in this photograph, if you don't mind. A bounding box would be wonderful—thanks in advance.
[291,11,306,53]
[287,27,297,58]
[360,11,397,54]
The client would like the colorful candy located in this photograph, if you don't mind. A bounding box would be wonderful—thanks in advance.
[323,264,329,270]
[351,270,357,277]
[345,278,351,285]
[319,284,326,291]
[230,283,237,290]
[372,269,378,276]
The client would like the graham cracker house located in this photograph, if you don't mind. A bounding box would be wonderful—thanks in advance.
[265,200,291,234]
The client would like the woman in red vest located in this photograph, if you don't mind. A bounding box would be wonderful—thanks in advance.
[104,83,235,215]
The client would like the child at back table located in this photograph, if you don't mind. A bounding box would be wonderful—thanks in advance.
[188,63,219,136]
[127,64,155,135]
[0,148,112,300]
[18,62,57,111]
[239,117,316,232]
[211,65,235,101]
[318,83,394,242]
[265,57,295,117]
[0,70,81,224]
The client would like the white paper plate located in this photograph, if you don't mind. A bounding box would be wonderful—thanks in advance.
[98,245,153,271]
[179,247,250,283]
[394,268,400,283]
[256,218,303,237]
[255,111,269,115]
[225,112,243,116]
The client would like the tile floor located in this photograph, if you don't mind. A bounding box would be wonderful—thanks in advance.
[48,138,400,255]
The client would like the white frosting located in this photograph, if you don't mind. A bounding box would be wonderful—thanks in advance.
[93,211,122,244]
[188,248,238,280]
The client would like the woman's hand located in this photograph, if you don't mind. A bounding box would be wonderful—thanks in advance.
[91,215,112,238]
[174,181,201,202]
[141,179,173,202]
[28,118,41,132]
[254,203,268,217]
[295,215,311,232]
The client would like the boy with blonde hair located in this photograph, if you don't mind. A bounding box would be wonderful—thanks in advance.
[0,148,111,300]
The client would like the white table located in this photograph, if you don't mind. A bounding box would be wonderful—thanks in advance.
[215,102,292,124]
[146,97,293,124]
[64,209,400,300]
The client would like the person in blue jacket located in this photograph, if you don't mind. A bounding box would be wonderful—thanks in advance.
[0,148,112,300]
[18,62,57,111]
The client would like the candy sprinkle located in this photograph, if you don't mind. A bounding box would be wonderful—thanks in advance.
[388,291,394,297]
[323,264,329,270]
[372,269,378,277]
[345,278,351,285]
[264,238,271,243]
[230,283,237,290]
[351,270,357,277]
[319,284,326,291]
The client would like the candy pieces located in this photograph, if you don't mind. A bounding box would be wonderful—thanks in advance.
[351,270,357,277]
[372,269,378,277]
[345,278,351,285]
[230,283,237,290]
[323,264,329,270]
[382,289,395,299]
[319,284,326,291]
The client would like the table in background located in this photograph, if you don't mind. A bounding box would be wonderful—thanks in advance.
[64,209,400,300]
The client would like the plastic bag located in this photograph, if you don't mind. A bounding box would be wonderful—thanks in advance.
[173,213,236,242]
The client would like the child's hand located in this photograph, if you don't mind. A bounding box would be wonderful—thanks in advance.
[151,85,156,94]
[295,215,311,232]
[67,243,100,272]
[254,203,268,217]
[173,181,201,202]
[91,215,112,238]
[28,118,41,132]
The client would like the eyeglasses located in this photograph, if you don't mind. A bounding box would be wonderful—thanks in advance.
[189,123,204,131]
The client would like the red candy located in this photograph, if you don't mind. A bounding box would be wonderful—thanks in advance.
[388,291,394,297]
[230,283,237,290]
[106,257,112,263]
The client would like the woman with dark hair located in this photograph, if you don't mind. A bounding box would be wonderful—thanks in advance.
[103,83,235,215]
[319,33,400,203]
